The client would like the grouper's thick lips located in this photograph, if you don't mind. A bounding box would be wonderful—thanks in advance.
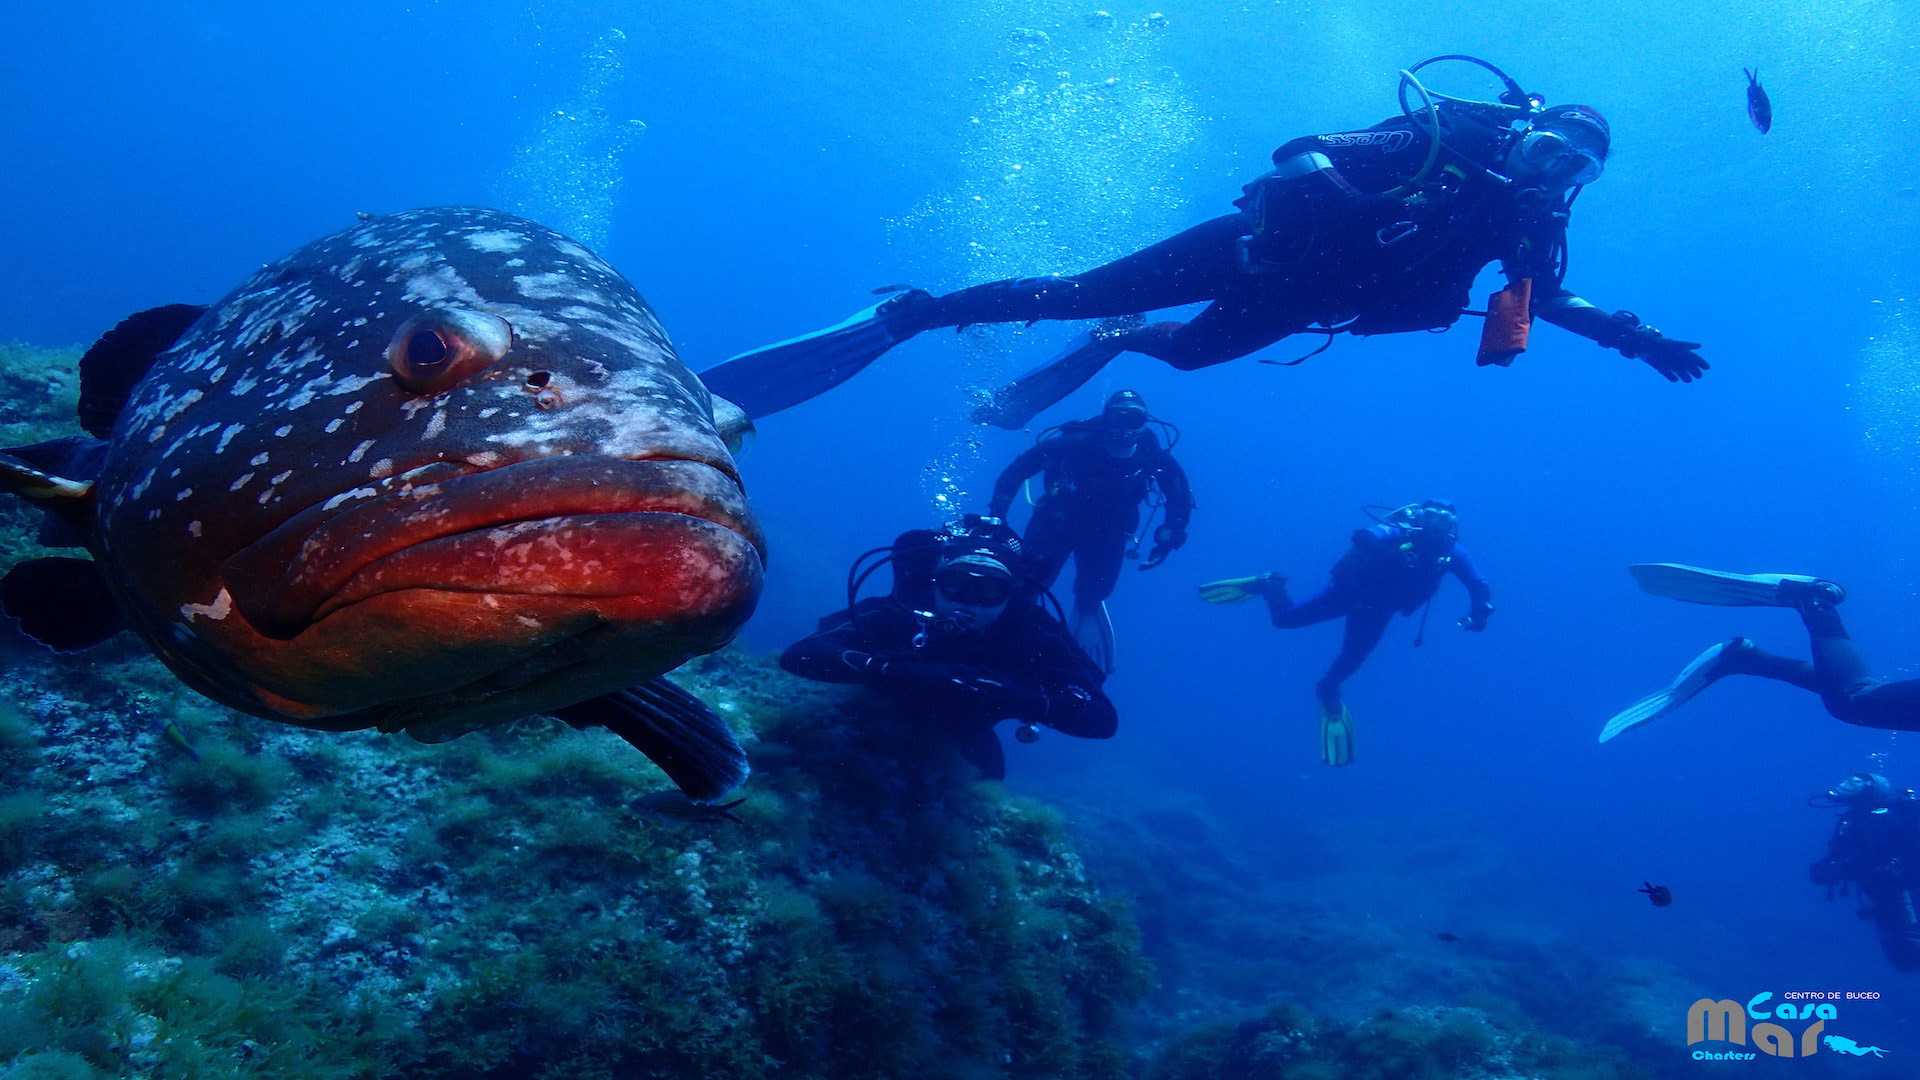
[221,455,763,640]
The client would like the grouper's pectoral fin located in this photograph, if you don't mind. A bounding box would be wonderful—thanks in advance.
[709,393,754,455]
[550,677,749,801]
[2,436,112,548]
[1,556,126,652]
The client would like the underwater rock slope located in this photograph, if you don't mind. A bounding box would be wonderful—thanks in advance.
[0,630,1147,1078]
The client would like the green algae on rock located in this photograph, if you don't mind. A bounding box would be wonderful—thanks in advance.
[0,646,1149,1078]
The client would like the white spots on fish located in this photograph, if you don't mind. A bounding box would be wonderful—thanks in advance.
[325,418,345,434]
[180,588,234,624]
[465,451,503,468]
[216,424,246,454]
[322,486,378,512]
[402,265,484,307]
[369,458,395,479]
[552,240,597,264]
[230,472,255,492]
[422,409,448,441]
[348,439,375,464]
[175,487,194,502]
[478,407,501,419]
[515,615,542,629]
[230,373,260,397]
[504,258,527,268]
[169,468,182,478]
[400,398,432,421]
[465,230,526,253]
[274,425,293,438]
[270,470,293,486]
[130,468,157,501]
[209,365,227,384]
[516,273,591,302]
[487,305,566,341]
[188,521,202,538]
[257,489,274,505]
[250,452,270,467]
[345,400,364,415]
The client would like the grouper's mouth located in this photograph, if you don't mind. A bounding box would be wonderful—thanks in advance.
[221,455,765,641]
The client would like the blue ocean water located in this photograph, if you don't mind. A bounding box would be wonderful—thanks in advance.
[4,0,1918,1073]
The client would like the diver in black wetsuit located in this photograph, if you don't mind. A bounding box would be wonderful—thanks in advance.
[1809,773,1920,971]
[706,57,1706,425]
[778,515,1117,779]
[986,390,1192,671]
[1601,570,1920,741]
[1199,500,1494,766]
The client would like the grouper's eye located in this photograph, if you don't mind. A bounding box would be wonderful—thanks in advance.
[386,309,514,395]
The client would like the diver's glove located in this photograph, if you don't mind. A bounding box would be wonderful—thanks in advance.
[1607,311,1707,383]
[1140,526,1186,571]
[1198,573,1280,604]
[1458,604,1493,632]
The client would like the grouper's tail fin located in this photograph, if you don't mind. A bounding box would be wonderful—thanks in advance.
[553,678,749,801]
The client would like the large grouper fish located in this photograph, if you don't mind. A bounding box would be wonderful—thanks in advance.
[0,207,763,800]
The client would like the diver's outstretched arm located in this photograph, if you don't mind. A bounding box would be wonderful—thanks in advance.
[1532,288,1707,383]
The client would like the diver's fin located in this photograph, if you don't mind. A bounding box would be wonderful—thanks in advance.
[1319,703,1355,767]
[1072,604,1117,675]
[1598,639,1743,744]
[1,557,125,652]
[1628,563,1835,607]
[955,723,1007,780]
[699,297,919,419]
[1198,575,1272,605]
[971,327,1130,430]
[78,304,206,438]
[551,678,749,801]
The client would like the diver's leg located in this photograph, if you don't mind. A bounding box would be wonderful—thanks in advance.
[914,215,1246,328]
[1871,885,1920,970]
[1018,503,1077,593]
[1315,606,1392,712]
[1787,598,1920,729]
[1716,641,1822,693]
[1069,520,1129,617]
[1113,292,1302,371]
[1264,580,1350,630]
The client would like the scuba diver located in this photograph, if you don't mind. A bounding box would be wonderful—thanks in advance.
[1808,772,1920,971]
[986,389,1193,672]
[1198,499,1494,766]
[778,514,1117,779]
[704,56,1706,427]
[1599,564,1920,742]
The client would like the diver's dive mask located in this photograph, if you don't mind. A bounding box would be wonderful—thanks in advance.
[930,552,1015,630]
[1514,127,1605,186]
[1822,772,1896,809]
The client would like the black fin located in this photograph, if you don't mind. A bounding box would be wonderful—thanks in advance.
[77,304,206,438]
[1,557,125,652]
[551,678,749,801]
[955,724,1007,780]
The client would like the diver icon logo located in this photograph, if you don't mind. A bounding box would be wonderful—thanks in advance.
[1685,992,1889,1061]
[1317,130,1414,152]
[1823,1035,1888,1058]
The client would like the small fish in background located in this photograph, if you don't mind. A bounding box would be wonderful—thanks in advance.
[154,715,201,761]
[1638,881,1673,907]
[1435,931,1462,943]
[1744,68,1772,133]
